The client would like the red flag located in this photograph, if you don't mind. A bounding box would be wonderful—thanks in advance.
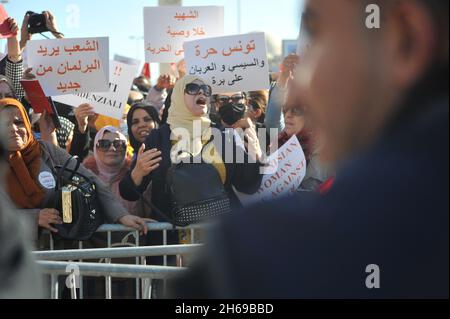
[0,5,15,39]
[141,63,151,79]
[20,80,54,114]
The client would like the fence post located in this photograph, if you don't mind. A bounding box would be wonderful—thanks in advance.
[105,231,112,299]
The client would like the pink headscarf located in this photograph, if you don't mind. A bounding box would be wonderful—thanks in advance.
[94,126,128,184]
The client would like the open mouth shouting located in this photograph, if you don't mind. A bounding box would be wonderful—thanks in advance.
[196,96,207,107]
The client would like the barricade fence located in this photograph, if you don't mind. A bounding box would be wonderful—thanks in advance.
[34,222,207,299]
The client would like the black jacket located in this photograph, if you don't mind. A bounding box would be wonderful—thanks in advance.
[119,124,263,221]
[170,92,449,298]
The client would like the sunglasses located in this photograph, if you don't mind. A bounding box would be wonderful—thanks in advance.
[217,94,246,105]
[185,83,212,97]
[283,107,304,117]
[96,139,127,152]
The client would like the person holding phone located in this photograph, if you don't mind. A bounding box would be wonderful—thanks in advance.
[119,76,263,218]
[0,98,149,240]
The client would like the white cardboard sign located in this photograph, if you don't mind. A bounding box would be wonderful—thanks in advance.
[184,32,270,94]
[143,6,224,63]
[53,61,138,120]
[235,135,307,207]
[27,37,109,96]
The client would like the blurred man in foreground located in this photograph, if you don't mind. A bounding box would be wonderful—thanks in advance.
[171,0,449,298]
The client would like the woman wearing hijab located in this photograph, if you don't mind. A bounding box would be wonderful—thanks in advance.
[127,102,161,155]
[83,125,153,219]
[0,98,148,240]
[119,76,263,220]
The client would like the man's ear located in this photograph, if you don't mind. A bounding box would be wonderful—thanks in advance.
[388,0,436,91]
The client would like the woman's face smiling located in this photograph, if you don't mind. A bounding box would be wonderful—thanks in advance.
[130,108,156,144]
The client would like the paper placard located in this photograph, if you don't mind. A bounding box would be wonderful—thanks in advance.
[235,135,307,207]
[53,61,138,120]
[27,37,109,96]
[144,6,224,63]
[184,32,270,93]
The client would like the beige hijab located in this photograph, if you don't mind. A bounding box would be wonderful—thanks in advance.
[167,75,226,183]
[167,75,212,156]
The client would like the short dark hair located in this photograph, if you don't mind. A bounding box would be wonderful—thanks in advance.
[363,0,448,97]
[364,0,448,66]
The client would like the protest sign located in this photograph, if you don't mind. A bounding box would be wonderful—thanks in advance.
[235,135,307,207]
[114,54,142,76]
[282,39,298,57]
[27,37,109,96]
[113,54,141,67]
[52,61,138,120]
[184,32,270,93]
[144,6,224,63]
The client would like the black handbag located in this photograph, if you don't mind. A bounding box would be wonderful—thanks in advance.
[165,139,232,227]
[52,156,104,241]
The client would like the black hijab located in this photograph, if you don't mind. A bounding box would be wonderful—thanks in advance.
[127,102,161,151]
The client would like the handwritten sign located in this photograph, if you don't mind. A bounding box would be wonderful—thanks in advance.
[235,135,307,207]
[114,54,141,76]
[52,61,138,120]
[144,6,224,63]
[27,37,109,96]
[184,32,270,93]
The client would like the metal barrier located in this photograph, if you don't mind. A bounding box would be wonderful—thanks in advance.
[38,222,208,299]
[34,244,203,261]
[38,261,185,278]
[38,261,186,299]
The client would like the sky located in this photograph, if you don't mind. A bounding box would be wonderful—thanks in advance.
[2,0,303,76]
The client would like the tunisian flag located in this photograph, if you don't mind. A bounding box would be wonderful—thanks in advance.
[141,62,151,79]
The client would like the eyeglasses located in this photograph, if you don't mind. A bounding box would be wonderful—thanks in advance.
[217,94,246,105]
[96,139,127,152]
[185,83,212,97]
[283,107,304,117]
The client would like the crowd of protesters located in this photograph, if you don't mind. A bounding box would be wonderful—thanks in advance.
[0,9,333,298]
[1,0,447,299]
[0,10,330,241]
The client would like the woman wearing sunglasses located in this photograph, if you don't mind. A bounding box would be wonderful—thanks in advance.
[0,98,149,240]
[83,126,154,219]
[119,76,263,220]
[275,101,333,192]
[210,92,247,126]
